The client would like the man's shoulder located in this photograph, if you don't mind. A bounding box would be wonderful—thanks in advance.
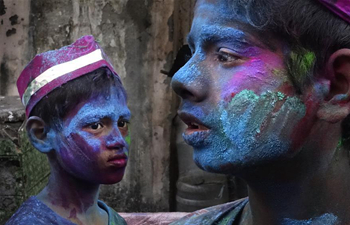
[5,196,74,225]
[170,197,249,225]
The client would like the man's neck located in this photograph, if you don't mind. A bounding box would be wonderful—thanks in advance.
[36,155,107,225]
[240,139,350,225]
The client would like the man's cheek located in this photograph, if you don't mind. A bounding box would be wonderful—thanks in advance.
[289,97,320,150]
[220,91,306,148]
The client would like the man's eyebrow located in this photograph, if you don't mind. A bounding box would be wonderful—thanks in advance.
[188,25,274,51]
[200,25,249,45]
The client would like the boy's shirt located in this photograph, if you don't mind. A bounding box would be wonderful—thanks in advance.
[5,196,127,225]
[170,198,248,225]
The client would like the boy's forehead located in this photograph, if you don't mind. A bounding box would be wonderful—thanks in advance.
[64,87,129,123]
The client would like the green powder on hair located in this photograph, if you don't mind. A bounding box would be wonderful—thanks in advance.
[288,50,316,92]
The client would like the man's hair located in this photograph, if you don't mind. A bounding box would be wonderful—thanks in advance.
[30,67,126,130]
[227,0,350,89]
[225,0,350,146]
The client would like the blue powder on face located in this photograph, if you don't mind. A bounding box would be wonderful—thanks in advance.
[176,0,310,174]
[186,90,306,174]
[171,57,207,87]
[282,213,339,225]
[48,86,131,181]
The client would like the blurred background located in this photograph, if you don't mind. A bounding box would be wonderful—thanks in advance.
[0,0,247,224]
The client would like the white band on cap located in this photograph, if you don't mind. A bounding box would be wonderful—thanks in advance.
[22,49,104,106]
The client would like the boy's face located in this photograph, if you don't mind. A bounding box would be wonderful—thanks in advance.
[52,86,131,184]
[172,0,321,174]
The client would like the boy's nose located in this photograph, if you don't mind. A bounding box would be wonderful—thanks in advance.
[171,59,208,103]
[106,128,126,150]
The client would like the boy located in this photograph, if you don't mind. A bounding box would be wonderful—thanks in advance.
[6,35,129,225]
[171,0,350,224]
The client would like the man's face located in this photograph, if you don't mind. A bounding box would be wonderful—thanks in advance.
[172,0,320,174]
[51,86,131,184]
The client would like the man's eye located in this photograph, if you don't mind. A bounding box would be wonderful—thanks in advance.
[90,122,103,130]
[217,48,240,63]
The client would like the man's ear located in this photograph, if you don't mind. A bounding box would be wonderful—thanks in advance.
[26,116,53,153]
[317,49,350,123]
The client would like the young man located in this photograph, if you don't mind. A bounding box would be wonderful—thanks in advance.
[171,0,350,224]
[6,36,130,225]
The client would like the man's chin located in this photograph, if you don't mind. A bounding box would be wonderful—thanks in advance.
[192,147,247,175]
[193,157,233,175]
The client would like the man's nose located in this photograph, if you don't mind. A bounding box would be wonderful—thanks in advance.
[171,58,208,103]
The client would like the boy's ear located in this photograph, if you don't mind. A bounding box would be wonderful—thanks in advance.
[26,116,53,153]
[317,49,350,123]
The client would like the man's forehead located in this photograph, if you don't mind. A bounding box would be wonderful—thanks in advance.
[193,0,248,26]
[195,0,227,12]
[191,0,281,51]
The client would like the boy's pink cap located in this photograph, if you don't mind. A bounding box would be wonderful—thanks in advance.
[17,35,119,117]
[318,0,350,24]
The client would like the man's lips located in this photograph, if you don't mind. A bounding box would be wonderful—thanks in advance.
[107,154,127,167]
[178,112,210,135]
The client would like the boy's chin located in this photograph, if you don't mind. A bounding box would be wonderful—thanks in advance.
[99,172,126,185]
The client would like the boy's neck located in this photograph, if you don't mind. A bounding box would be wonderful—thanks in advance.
[240,130,350,225]
[36,154,107,225]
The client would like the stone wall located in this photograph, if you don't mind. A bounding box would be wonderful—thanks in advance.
[0,96,50,224]
[0,0,196,213]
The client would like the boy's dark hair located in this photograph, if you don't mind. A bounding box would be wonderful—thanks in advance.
[225,0,350,146]
[30,67,126,130]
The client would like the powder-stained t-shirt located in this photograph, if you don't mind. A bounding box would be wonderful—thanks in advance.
[170,198,248,225]
[5,196,127,225]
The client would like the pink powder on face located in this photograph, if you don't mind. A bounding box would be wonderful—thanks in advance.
[221,49,288,101]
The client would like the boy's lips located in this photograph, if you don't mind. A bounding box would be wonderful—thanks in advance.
[107,154,127,167]
[178,112,210,135]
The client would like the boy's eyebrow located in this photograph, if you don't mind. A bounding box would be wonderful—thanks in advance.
[79,109,131,121]
[119,109,131,120]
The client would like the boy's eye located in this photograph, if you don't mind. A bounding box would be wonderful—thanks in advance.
[118,119,129,137]
[118,120,128,128]
[90,122,104,130]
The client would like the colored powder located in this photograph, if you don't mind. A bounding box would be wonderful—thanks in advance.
[337,139,343,148]
[185,89,306,174]
[282,213,338,225]
[288,50,316,89]
[125,133,131,147]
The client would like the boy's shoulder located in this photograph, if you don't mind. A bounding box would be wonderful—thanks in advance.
[6,197,127,225]
[98,200,127,225]
[5,196,75,225]
[170,197,249,225]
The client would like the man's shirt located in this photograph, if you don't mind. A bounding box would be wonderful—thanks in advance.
[170,198,248,225]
